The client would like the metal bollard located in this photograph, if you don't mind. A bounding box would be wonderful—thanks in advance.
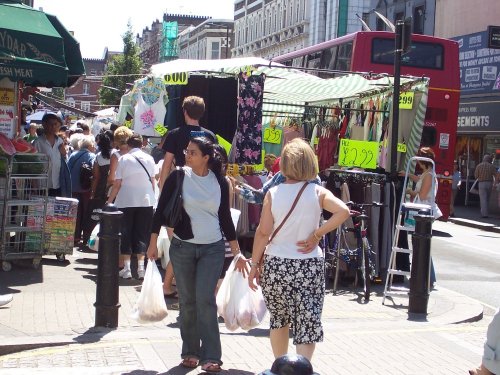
[408,209,433,315]
[94,203,123,328]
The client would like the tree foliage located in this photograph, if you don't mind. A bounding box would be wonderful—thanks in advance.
[99,21,142,106]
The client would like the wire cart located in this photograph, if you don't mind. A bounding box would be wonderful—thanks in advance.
[0,153,49,272]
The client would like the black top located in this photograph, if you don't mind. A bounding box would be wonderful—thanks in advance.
[162,125,217,166]
[151,168,236,242]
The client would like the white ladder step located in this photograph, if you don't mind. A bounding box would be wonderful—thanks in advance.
[384,290,409,296]
[387,269,411,276]
[396,224,415,232]
[391,247,412,254]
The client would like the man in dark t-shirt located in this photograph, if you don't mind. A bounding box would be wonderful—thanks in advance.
[159,96,216,189]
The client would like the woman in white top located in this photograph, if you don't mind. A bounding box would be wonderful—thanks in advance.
[107,133,156,280]
[404,147,442,219]
[107,126,133,190]
[248,139,350,361]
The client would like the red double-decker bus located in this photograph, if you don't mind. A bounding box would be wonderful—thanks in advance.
[274,31,460,219]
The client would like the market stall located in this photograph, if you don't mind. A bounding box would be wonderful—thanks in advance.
[137,57,429,278]
[0,0,85,270]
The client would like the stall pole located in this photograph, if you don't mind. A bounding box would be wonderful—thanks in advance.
[390,22,403,178]
[94,204,123,328]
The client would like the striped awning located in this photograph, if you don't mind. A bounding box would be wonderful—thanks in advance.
[150,57,425,115]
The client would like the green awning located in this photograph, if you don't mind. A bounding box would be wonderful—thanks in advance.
[0,1,85,87]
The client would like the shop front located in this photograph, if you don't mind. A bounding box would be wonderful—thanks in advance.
[456,98,500,208]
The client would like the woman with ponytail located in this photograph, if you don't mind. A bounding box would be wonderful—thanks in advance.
[147,137,247,373]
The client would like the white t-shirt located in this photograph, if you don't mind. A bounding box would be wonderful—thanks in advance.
[179,167,222,244]
[266,183,322,259]
[114,148,156,208]
[33,135,63,189]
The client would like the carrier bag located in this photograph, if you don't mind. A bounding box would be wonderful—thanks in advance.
[130,261,168,323]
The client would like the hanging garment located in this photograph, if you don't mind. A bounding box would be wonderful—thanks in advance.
[234,73,265,165]
[117,91,134,124]
[262,122,283,157]
[133,91,167,137]
[317,127,339,172]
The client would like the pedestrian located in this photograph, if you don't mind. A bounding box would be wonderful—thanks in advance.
[450,160,461,217]
[157,96,217,300]
[84,130,114,244]
[402,147,442,285]
[23,123,38,142]
[108,126,133,194]
[68,135,96,247]
[151,134,167,164]
[107,133,156,280]
[147,137,248,372]
[469,308,500,375]
[474,154,497,218]
[158,96,216,189]
[248,139,350,361]
[33,112,66,197]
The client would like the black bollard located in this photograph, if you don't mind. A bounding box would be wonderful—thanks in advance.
[265,354,317,375]
[408,209,433,315]
[94,203,123,328]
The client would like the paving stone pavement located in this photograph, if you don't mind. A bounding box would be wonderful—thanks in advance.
[0,243,491,374]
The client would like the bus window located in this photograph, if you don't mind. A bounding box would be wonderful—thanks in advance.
[320,46,338,71]
[306,52,322,69]
[335,42,353,71]
[425,107,448,122]
[292,56,304,67]
[420,126,437,147]
[371,38,444,69]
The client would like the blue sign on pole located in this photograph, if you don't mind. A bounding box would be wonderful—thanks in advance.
[452,31,500,95]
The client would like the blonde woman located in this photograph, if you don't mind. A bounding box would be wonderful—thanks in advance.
[108,126,133,192]
[248,139,350,361]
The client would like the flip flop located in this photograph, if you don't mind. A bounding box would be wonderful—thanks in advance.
[180,357,199,369]
[164,291,178,298]
[201,362,222,373]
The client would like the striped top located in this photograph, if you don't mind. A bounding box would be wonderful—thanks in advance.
[474,162,496,182]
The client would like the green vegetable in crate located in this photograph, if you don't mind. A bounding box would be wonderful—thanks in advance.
[13,154,48,175]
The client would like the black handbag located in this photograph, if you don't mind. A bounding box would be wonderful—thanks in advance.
[163,167,185,227]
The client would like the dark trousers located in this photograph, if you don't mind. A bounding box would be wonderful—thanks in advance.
[72,191,91,243]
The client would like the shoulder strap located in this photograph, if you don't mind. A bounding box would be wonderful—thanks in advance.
[68,151,86,171]
[132,155,151,180]
[268,182,309,244]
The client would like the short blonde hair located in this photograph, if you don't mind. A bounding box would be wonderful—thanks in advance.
[280,138,318,181]
[114,126,133,146]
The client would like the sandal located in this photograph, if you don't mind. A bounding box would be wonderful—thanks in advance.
[180,357,199,369]
[201,362,222,373]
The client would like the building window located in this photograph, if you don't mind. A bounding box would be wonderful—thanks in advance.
[413,5,425,34]
[211,41,220,59]
[337,0,348,37]
[66,98,75,108]
[81,101,90,111]
[83,83,90,95]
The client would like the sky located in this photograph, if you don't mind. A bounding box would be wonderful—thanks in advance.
[34,0,234,59]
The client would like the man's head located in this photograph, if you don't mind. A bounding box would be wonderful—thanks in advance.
[41,113,63,135]
[483,154,492,163]
[182,96,205,121]
[78,122,90,135]
[28,123,38,135]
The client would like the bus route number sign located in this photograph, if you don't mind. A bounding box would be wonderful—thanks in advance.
[338,139,379,169]
[263,127,282,144]
[163,72,189,85]
[399,91,414,109]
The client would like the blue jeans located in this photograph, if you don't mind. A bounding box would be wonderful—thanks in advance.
[169,237,225,365]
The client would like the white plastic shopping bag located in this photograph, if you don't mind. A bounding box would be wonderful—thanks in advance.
[88,224,99,251]
[130,260,168,323]
[157,227,170,270]
[216,256,267,331]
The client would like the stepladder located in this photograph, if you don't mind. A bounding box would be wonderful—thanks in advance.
[382,156,436,304]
